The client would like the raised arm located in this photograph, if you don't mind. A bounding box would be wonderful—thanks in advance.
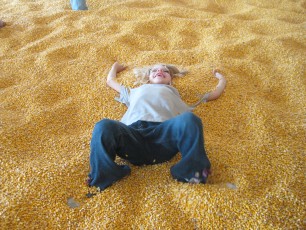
[206,69,227,102]
[106,62,127,93]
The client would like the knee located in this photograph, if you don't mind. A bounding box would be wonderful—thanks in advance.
[180,112,202,127]
[177,112,203,135]
[93,119,118,136]
[94,119,112,130]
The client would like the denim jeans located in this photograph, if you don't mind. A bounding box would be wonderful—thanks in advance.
[70,0,88,10]
[88,112,211,191]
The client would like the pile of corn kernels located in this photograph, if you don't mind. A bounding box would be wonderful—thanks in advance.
[1,0,305,229]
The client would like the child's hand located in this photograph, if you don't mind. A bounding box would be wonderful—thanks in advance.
[112,62,127,73]
[107,62,126,92]
[212,68,223,79]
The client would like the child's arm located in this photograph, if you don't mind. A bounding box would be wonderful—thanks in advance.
[206,69,227,102]
[106,62,127,93]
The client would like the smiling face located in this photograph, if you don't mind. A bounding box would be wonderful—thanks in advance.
[148,64,172,85]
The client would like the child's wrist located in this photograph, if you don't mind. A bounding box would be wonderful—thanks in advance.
[215,73,225,80]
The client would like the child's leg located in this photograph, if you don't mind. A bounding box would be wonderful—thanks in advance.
[88,119,146,191]
[70,0,88,10]
[152,112,211,183]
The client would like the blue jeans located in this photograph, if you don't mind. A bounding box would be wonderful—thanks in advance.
[88,112,211,190]
[70,0,88,10]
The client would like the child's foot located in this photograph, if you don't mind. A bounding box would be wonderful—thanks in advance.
[85,176,92,187]
[0,20,5,28]
[188,168,211,184]
[202,168,211,183]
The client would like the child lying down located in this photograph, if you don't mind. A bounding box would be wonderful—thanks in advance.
[87,62,227,192]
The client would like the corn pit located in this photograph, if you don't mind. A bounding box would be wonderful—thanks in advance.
[0,0,305,229]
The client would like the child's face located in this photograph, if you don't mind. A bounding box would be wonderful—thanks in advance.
[148,65,172,85]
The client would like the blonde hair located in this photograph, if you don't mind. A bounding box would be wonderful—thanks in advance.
[133,64,188,85]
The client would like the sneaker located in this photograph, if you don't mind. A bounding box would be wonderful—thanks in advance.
[85,177,92,187]
[187,168,211,184]
[201,168,211,184]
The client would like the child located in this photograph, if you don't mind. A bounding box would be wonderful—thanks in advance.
[87,62,227,191]
[70,0,88,10]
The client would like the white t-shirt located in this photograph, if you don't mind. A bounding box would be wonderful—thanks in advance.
[115,84,193,125]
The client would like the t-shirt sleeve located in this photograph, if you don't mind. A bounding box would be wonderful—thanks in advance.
[115,85,130,107]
